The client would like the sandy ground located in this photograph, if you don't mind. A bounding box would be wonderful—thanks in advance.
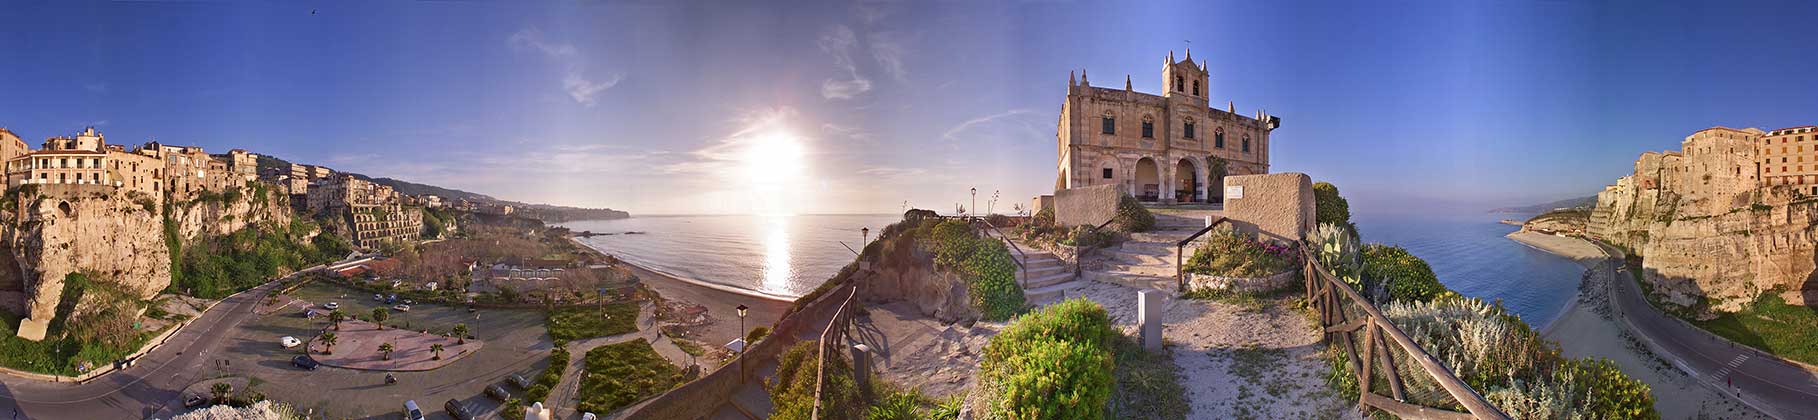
[850,302,996,399]
[1512,232,1771,420]
[608,257,792,348]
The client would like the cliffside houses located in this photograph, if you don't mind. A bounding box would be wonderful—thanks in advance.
[306,174,424,249]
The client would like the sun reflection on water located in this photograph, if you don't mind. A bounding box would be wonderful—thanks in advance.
[761,215,793,294]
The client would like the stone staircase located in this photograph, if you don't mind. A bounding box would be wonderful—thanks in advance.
[1083,210,1222,292]
[1015,250,1082,304]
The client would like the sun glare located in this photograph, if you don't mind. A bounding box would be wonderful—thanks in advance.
[739,127,808,214]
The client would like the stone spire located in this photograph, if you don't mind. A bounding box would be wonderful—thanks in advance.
[1185,47,1192,62]
[1167,50,1175,64]
[1125,75,1132,91]
[1069,70,1077,87]
[1228,101,1235,113]
[1081,69,1089,86]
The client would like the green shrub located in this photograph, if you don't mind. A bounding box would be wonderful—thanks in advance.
[746,326,771,344]
[867,391,922,420]
[1113,194,1154,232]
[978,298,1116,420]
[770,340,863,420]
[1312,182,1354,233]
[1182,228,1297,279]
[921,219,1024,321]
[1360,244,1447,303]
[576,339,682,414]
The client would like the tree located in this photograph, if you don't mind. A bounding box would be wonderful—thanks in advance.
[371,307,389,330]
[430,343,445,360]
[379,342,395,360]
[452,323,470,344]
[320,332,338,354]
[210,382,233,404]
[1312,182,1356,234]
[328,309,346,331]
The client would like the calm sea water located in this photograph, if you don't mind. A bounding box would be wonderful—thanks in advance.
[1353,212,1585,327]
[561,214,900,299]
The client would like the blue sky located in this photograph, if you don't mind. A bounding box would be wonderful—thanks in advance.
[3,1,1816,215]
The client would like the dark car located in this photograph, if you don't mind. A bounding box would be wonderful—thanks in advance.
[291,355,319,370]
[485,384,511,401]
[183,393,207,408]
[508,374,532,389]
[444,399,476,420]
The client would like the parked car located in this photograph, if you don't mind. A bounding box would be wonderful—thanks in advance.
[392,304,411,312]
[291,355,319,370]
[402,400,426,420]
[402,299,415,305]
[183,393,207,408]
[280,336,302,348]
[508,374,532,389]
[581,413,597,420]
[485,384,510,401]
[322,302,339,310]
[444,399,476,420]
[373,294,383,301]
[386,294,398,304]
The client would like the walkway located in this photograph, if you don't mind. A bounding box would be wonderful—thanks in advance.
[547,302,692,419]
[1594,242,1818,420]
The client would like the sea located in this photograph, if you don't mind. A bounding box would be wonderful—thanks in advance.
[1354,212,1585,327]
[561,214,901,299]
[563,212,1586,327]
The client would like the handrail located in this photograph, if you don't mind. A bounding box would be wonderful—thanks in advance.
[1173,216,1229,292]
[969,216,1030,289]
[1299,245,1512,420]
[809,283,860,420]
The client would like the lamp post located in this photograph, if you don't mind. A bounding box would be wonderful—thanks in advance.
[861,227,869,246]
[970,188,977,220]
[736,304,749,382]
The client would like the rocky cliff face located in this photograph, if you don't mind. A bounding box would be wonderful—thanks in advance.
[1589,158,1818,314]
[3,183,294,340]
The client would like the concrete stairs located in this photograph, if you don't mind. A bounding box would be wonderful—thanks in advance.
[1014,250,1083,304]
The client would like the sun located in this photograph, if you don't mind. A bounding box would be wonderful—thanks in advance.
[738,126,808,214]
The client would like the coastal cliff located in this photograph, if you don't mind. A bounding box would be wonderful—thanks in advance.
[1,183,298,340]
[1586,150,1818,314]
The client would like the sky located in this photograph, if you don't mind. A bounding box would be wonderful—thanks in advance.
[3,0,1817,216]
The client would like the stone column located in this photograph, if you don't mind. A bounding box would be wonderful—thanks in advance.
[1138,290,1163,352]
[851,344,872,391]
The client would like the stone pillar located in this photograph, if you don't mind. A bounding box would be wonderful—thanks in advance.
[1138,290,1163,352]
[851,344,872,391]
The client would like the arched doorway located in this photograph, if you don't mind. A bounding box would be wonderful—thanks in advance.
[1207,156,1229,204]
[1175,158,1199,203]
[1134,157,1160,202]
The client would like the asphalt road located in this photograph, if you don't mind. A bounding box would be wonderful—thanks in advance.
[0,279,282,420]
[1593,241,1818,420]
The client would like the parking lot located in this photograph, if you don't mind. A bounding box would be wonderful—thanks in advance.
[201,281,554,419]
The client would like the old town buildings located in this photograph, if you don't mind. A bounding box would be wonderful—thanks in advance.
[307,174,424,249]
[1053,50,1281,203]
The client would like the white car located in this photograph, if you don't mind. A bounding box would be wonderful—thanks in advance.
[322,302,339,310]
[392,304,411,312]
[402,400,426,420]
[280,336,302,348]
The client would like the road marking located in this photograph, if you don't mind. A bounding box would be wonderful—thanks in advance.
[1732,354,1751,368]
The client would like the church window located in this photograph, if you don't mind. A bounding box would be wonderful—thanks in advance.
[1102,116,1116,134]
[1185,121,1196,139]
[1142,120,1154,138]
[1174,76,1183,92]
[1192,80,1201,96]
[1103,168,1114,179]
[1243,136,1251,153]
[1215,128,1225,149]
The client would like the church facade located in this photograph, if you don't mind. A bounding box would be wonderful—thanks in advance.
[1055,50,1280,203]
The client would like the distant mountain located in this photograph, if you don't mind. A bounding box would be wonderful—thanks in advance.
[257,155,627,222]
[1489,194,1597,214]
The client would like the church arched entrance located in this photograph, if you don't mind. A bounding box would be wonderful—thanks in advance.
[1135,157,1160,202]
[1175,158,1199,203]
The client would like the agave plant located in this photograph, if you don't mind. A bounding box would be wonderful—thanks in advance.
[1311,222,1363,287]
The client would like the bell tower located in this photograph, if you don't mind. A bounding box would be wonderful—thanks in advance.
[1161,49,1209,101]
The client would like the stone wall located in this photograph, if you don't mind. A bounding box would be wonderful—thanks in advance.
[1222,173,1315,243]
[1053,184,1121,228]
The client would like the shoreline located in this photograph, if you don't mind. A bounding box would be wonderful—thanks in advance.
[567,237,796,303]
[1504,231,1604,335]
[567,237,791,345]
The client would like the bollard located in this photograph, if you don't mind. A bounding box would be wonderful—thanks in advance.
[851,344,872,391]
[1138,290,1163,351]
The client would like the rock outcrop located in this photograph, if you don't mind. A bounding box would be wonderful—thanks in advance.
[1588,127,1818,313]
[850,219,981,323]
[2,183,295,340]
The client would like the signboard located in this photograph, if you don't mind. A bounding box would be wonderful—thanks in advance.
[1225,185,1244,199]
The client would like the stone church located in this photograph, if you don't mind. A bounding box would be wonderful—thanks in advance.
[1054,50,1281,203]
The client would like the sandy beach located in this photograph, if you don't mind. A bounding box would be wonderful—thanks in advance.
[1507,231,1769,419]
[567,237,792,347]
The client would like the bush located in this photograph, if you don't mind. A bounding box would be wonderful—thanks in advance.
[746,326,771,344]
[1360,244,1447,303]
[1112,194,1154,233]
[1312,182,1354,233]
[1181,228,1298,279]
[770,340,863,420]
[978,298,1116,420]
[921,219,1025,321]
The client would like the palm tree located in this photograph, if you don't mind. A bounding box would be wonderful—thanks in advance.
[379,342,395,360]
[452,323,469,344]
[328,309,346,330]
[320,332,338,354]
[430,343,444,360]
[210,382,232,404]
[371,307,389,330]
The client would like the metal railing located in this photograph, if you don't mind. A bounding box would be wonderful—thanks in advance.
[809,284,860,420]
[1300,246,1512,420]
[1172,216,1229,292]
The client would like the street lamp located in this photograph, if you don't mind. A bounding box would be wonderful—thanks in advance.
[970,188,977,219]
[861,227,869,246]
[736,304,750,383]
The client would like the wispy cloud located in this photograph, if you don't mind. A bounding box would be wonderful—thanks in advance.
[818,25,872,100]
[510,28,623,107]
[941,109,1039,142]
[869,31,910,82]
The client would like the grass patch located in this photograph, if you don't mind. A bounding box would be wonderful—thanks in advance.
[577,338,682,414]
[1107,335,1187,420]
[547,302,639,341]
[0,311,165,376]
[1691,292,1818,366]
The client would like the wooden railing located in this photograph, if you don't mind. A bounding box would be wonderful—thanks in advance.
[1300,246,1512,420]
[809,283,860,420]
[1172,216,1230,292]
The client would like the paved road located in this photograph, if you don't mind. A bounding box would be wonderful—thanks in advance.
[1593,242,1818,420]
[0,279,285,420]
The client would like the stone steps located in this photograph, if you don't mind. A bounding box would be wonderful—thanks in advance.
[1025,280,1091,305]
